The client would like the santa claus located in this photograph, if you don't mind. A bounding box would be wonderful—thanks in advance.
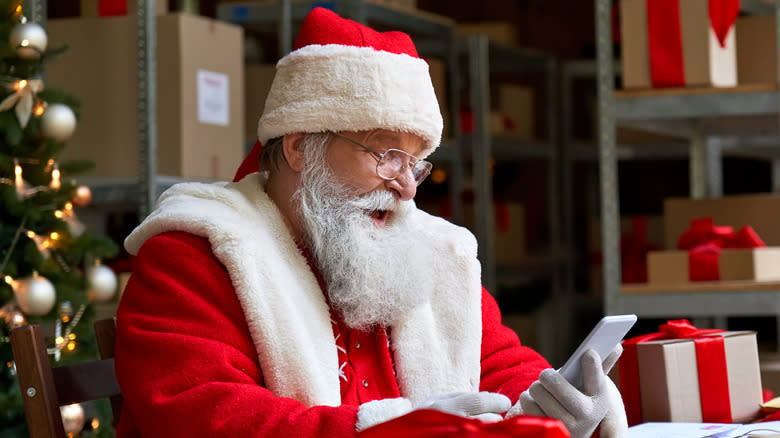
[113,7,626,438]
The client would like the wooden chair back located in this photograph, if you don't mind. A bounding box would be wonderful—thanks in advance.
[9,317,122,438]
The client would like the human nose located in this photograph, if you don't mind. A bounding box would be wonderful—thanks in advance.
[386,167,417,201]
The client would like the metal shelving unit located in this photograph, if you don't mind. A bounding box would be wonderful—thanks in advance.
[461,36,566,362]
[594,0,780,343]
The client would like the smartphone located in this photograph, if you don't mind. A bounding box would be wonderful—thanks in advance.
[557,314,637,389]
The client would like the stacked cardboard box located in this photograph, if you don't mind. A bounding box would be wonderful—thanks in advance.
[645,194,780,286]
[620,0,737,89]
[47,13,245,180]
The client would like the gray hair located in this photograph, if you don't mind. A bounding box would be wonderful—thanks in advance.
[258,133,332,172]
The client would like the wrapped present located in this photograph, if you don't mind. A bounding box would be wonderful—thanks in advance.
[620,0,739,89]
[619,319,762,426]
[358,410,570,438]
[646,218,780,285]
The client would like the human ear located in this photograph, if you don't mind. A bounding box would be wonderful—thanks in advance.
[282,132,307,172]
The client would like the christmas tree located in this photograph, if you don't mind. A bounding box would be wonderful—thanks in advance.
[0,1,119,436]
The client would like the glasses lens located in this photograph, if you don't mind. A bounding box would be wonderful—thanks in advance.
[412,161,432,185]
[376,150,407,180]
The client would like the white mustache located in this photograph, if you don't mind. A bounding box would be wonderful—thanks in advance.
[350,190,399,212]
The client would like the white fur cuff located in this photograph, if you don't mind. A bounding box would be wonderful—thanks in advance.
[356,397,413,431]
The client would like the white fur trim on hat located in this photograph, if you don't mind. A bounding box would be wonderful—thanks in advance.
[257,44,443,157]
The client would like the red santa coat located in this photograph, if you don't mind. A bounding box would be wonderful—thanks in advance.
[115,173,551,436]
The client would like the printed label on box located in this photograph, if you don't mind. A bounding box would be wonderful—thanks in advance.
[197,70,229,126]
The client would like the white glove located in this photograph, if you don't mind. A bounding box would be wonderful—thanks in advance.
[416,391,512,423]
[507,348,627,438]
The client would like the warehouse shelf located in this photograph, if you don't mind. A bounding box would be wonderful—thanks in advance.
[593,0,780,345]
[77,176,214,206]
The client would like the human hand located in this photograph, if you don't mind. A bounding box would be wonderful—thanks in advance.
[416,391,511,423]
[507,349,627,438]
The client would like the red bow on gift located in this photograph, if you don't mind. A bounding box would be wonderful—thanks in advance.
[619,319,731,426]
[676,218,765,282]
[358,410,570,438]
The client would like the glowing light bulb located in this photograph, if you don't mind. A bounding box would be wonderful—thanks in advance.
[50,165,61,190]
[50,232,59,240]
[66,341,76,351]
[54,210,63,219]
[55,336,64,345]
[64,202,73,211]
[26,230,35,238]
[17,79,27,89]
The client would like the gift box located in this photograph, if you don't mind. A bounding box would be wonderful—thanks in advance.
[620,0,738,89]
[647,218,780,285]
[664,194,780,249]
[736,15,776,85]
[619,320,763,425]
[47,14,244,180]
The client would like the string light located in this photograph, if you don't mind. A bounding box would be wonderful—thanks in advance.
[14,159,24,198]
[54,210,63,219]
[15,79,26,90]
[50,164,61,189]
[49,232,59,240]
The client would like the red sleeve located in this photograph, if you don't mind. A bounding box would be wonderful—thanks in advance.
[115,231,359,438]
[478,287,552,403]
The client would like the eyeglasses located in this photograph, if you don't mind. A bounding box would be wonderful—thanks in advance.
[330,132,433,186]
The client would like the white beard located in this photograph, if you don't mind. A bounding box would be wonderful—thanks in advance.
[294,134,433,330]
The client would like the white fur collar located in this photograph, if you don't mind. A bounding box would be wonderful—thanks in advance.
[125,173,482,407]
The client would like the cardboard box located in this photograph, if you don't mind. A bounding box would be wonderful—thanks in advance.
[620,0,737,89]
[497,84,533,140]
[737,15,776,85]
[47,14,245,180]
[456,21,517,47]
[664,194,780,250]
[647,248,780,285]
[80,0,168,17]
[635,331,762,423]
[244,64,276,143]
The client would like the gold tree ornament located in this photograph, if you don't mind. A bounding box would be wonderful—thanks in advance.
[8,273,56,316]
[71,184,92,207]
[8,21,46,59]
[87,263,117,302]
[40,103,76,141]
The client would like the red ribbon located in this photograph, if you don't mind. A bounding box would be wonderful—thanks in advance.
[619,319,732,426]
[677,218,766,282]
[358,410,570,438]
[646,0,686,88]
[98,0,128,16]
[645,0,739,88]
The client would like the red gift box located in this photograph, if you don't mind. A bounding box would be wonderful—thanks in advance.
[618,319,762,426]
[358,410,570,438]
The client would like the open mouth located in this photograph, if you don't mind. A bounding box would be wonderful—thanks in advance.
[369,209,390,226]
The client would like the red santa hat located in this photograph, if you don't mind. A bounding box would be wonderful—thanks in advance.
[235,7,442,182]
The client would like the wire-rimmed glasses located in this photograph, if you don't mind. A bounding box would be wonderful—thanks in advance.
[330,132,432,186]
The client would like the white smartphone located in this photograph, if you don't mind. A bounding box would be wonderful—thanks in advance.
[557,314,637,389]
